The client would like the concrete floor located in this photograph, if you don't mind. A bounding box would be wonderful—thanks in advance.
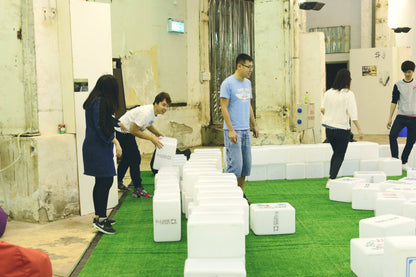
[0,135,406,277]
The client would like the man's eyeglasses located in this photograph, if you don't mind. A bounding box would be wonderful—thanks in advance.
[240,64,254,70]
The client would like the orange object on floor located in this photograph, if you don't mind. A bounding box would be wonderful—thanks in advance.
[0,240,52,277]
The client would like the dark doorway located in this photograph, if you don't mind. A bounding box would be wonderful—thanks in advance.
[326,62,348,90]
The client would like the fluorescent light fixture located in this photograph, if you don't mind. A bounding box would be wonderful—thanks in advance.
[167,18,184,34]
[299,1,325,11]
[393,27,411,33]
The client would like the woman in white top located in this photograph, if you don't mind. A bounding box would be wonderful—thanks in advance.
[321,69,364,188]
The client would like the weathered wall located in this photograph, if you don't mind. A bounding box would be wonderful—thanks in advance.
[0,0,38,134]
[254,0,298,145]
[0,135,79,222]
[0,0,80,222]
[110,0,206,153]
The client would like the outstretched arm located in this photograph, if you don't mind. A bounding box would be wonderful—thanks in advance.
[130,123,163,149]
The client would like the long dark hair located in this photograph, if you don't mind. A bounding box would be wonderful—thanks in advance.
[83,74,119,112]
[331,69,351,90]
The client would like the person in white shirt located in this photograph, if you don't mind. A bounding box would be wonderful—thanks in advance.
[116,92,171,198]
[321,69,364,188]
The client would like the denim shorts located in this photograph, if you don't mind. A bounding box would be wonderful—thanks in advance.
[223,129,252,178]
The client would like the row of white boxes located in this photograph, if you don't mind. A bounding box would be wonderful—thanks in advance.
[182,148,247,276]
[155,147,297,276]
[328,172,416,219]
[246,142,414,181]
[327,171,416,276]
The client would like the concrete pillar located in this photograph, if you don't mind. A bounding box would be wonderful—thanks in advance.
[254,0,297,145]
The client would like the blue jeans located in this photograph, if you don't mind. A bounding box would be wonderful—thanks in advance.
[224,130,252,178]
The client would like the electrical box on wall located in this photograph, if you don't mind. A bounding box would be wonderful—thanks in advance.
[167,18,185,34]
[296,104,308,131]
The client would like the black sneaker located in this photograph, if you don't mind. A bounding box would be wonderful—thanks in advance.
[132,188,152,198]
[93,218,117,234]
[94,218,116,225]
[118,182,130,192]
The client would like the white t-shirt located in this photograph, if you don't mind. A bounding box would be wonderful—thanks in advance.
[321,88,358,130]
[115,104,158,132]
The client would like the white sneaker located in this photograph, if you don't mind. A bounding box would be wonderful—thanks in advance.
[326,179,332,189]
[402,164,409,171]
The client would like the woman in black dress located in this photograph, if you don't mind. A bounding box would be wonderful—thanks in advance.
[82,74,126,234]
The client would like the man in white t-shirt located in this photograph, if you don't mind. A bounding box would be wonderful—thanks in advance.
[116,92,171,198]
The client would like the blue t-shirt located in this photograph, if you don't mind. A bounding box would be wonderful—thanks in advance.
[220,75,252,130]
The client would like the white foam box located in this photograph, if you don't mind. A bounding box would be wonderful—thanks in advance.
[378,157,402,176]
[356,141,380,160]
[246,165,267,181]
[378,144,391,158]
[190,205,248,235]
[286,163,305,180]
[305,162,324,179]
[402,198,416,221]
[187,213,245,258]
[359,159,379,171]
[182,192,192,215]
[386,186,416,200]
[285,145,305,163]
[189,156,222,171]
[359,214,416,238]
[153,137,178,170]
[195,191,243,203]
[252,145,288,165]
[184,258,246,277]
[155,177,180,191]
[339,160,360,177]
[157,166,180,177]
[375,192,406,216]
[182,168,222,196]
[250,203,295,235]
[399,177,416,185]
[353,171,387,183]
[193,184,239,200]
[266,164,286,180]
[153,193,181,242]
[195,199,249,234]
[378,180,408,192]
[345,142,362,160]
[302,143,332,162]
[329,177,365,203]
[350,238,384,277]
[352,183,381,210]
[408,168,416,178]
[383,236,416,277]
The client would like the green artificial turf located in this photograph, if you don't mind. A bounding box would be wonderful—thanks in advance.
[79,171,405,277]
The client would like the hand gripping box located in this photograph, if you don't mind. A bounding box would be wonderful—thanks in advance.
[250,203,295,235]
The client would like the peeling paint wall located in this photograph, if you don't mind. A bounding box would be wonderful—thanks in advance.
[0,135,78,222]
[111,0,205,152]
[0,0,38,134]
[254,0,298,145]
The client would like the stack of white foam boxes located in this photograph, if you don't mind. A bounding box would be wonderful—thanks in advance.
[184,148,247,276]
[153,166,181,242]
[350,172,416,276]
[247,141,405,182]
[351,213,416,276]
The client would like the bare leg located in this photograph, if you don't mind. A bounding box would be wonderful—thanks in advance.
[238,176,246,190]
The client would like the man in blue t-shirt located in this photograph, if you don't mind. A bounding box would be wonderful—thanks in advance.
[220,53,259,202]
[387,60,416,171]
